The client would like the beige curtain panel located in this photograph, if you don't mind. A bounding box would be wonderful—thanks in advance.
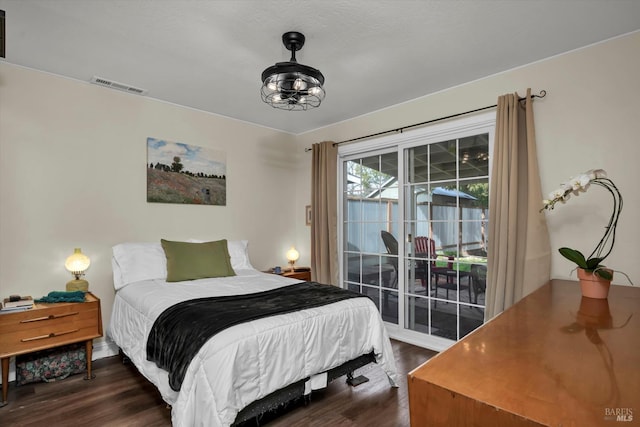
[486,88,551,320]
[311,141,339,285]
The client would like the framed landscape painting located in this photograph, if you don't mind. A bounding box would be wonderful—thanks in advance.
[147,137,227,206]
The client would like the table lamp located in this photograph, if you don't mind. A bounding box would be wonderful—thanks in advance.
[286,247,299,271]
[65,248,91,291]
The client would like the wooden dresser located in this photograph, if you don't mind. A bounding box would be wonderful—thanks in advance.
[408,280,640,426]
[0,292,103,405]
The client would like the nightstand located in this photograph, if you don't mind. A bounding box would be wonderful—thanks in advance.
[0,292,103,406]
[282,269,311,281]
[266,268,312,281]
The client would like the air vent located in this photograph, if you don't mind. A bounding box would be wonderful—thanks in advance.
[90,76,148,95]
[0,10,5,58]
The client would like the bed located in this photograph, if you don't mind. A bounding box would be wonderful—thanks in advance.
[108,239,398,426]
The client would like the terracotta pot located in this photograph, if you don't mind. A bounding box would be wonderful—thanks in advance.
[577,268,612,299]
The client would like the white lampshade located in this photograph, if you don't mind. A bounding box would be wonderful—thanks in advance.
[286,247,300,264]
[65,248,91,275]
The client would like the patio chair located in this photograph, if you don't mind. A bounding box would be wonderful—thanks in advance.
[414,236,444,288]
[382,231,435,294]
[470,263,487,304]
[380,230,399,289]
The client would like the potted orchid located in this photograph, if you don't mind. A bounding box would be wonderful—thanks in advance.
[541,169,622,282]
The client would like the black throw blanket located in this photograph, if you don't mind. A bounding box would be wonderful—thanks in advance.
[146,281,365,391]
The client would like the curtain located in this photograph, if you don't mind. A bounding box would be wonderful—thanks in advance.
[485,88,551,319]
[311,141,339,285]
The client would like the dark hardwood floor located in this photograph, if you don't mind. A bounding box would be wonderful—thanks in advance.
[2,340,436,426]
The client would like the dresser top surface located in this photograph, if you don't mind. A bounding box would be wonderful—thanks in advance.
[32,292,99,310]
[410,280,640,425]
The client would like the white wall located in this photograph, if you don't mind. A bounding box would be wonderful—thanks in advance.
[295,31,640,287]
[0,63,302,354]
[1,31,639,364]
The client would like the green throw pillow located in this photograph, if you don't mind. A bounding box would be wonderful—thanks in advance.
[161,239,236,282]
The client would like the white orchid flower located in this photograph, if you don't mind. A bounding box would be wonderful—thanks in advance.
[549,188,566,201]
[542,168,611,213]
[568,174,590,192]
[571,174,591,196]
[585,168,607,180]
[578,174,591,187]
[567,177,579,190]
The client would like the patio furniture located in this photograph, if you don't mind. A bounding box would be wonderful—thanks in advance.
[470,263,487,304]
[414,236,441,287]
[380,231,399,289]
[433,269,471,306]
[414,236,457,296]
[381,231,435,292]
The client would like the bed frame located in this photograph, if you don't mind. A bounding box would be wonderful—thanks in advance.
[120,349,375,426]
[232,351,376,425]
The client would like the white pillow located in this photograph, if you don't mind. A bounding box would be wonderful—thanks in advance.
[227,240,254,270]
[188,239,254,271]
[112,242,167,289]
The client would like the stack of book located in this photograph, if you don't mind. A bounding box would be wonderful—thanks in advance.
[1,295,34,313]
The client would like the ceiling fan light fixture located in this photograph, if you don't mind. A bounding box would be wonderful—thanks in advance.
[261,31,325,111]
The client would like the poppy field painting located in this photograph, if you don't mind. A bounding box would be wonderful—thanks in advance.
[147,137,227,206]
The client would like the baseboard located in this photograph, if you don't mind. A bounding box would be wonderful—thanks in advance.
[94,338,120,359]
[385,323,454,353]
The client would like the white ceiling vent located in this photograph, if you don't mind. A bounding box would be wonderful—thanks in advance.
[90,76,148,95]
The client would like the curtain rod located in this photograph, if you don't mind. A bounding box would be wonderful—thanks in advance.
[304,89,546,151]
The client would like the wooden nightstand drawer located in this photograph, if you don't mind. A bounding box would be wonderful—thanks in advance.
[283,270,311,281]
[0,306,100,356]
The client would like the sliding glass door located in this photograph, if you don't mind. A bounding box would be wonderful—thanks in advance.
[339,113,493,348]
[343,150,400,325]
[403,135,489,341]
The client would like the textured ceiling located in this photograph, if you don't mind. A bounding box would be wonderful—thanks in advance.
[1,0,640,134]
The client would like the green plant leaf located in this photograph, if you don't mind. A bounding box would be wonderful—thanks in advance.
[586,257,604,269]
[558,247,588,268]
[596,269,613,280]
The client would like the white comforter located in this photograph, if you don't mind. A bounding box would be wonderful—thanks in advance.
[108,269,398,426]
